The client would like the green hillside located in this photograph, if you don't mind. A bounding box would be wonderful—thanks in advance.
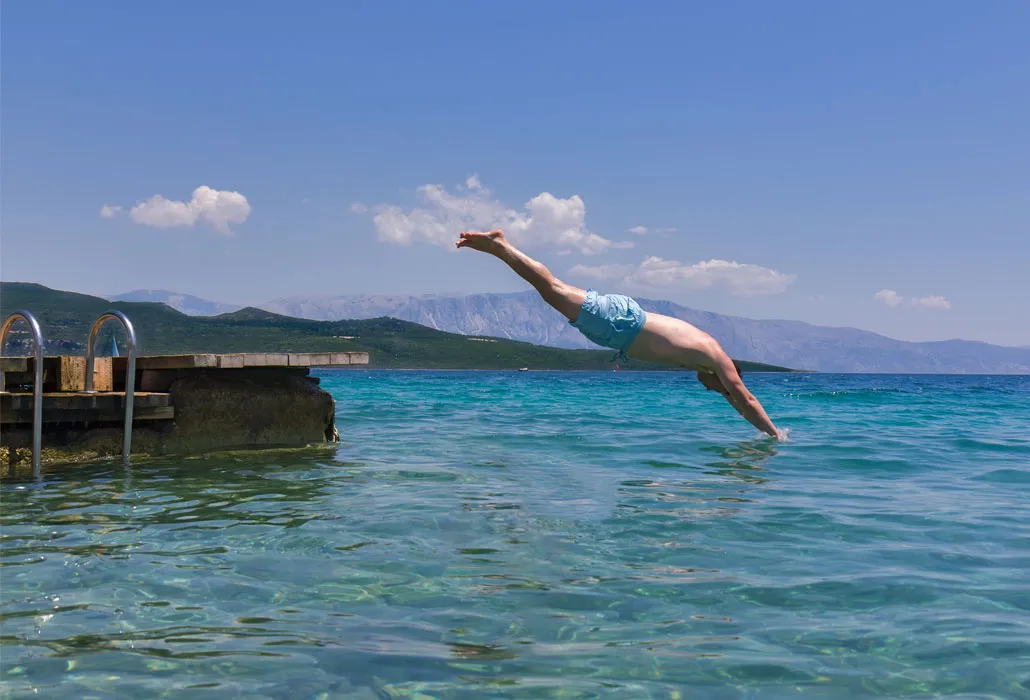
[0,282,798,372]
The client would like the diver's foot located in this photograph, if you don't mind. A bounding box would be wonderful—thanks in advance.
[456,229,506,254]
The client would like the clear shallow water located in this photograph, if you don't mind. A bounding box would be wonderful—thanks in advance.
[2,371,1029,699]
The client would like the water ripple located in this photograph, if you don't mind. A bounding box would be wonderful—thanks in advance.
[1,371,1028,697]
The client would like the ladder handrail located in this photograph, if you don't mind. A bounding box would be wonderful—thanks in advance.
[85,310,137,464]
[1,310,45,478]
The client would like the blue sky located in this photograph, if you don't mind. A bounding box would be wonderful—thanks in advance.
[2,1,1027,346]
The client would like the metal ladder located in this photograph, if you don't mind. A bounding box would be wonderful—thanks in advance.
[0,310,45,478]
[0,309,138,475]
[85,310,138,465]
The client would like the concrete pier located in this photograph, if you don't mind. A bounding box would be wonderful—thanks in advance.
[0,352,368,477]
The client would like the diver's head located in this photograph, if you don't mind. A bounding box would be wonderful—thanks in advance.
[696,361,741,396]
[696,369,727,395]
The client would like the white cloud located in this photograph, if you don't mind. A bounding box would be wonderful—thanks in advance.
[368,177,629,255]
[569,256,796,296]
[129,185,251,235]
[910,295,951,310]
[875,289,950,310]
[628,225,677,236]
[100,205,123,218]
[875,289,904,307]
[351,202,368,213]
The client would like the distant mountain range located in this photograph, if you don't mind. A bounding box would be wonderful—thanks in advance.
[101,288,1030,373]
[107,290,240,316]
[260,292,1030,374]
[1,283,789,373]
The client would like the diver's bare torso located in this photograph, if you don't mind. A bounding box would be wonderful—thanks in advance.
[626,312,721,372]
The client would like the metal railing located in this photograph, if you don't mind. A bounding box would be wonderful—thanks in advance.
[1,310,45,478]
[85,311,137,464]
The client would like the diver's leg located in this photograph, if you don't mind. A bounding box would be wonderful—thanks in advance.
[456,230,586,322]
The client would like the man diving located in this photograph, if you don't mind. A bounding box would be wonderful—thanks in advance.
[456,229,784,439]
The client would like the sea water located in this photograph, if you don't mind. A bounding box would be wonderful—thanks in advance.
[1,371,1028,698]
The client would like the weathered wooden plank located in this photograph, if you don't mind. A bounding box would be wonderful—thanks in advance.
[89,357,115,392]
[138,406,175,421]
[55,356,85,391]
[119,354,220,370]
[1,405,174,424]
[342,352,369,365]
[64,356,114,392]
[288,352,368,367]
[1,392,173,424]
[6,353,369,380]
[242,353,290,367]
[1,356,113,391]
[289,352,332,367]
[0,357,30,372]
[217,354,245,369]
[2,391,170,406]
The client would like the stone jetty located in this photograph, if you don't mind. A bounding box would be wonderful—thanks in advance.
[1,352,368,477]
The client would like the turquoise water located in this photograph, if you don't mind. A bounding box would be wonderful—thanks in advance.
[2,371,1029,699]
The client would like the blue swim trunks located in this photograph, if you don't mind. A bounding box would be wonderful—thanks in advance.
[571,289,647,356]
